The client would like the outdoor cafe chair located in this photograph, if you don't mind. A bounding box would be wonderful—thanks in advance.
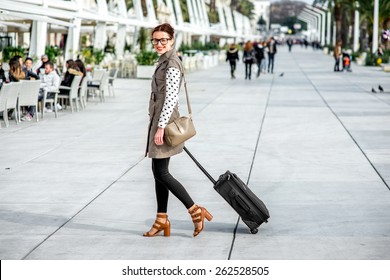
[87,70,108,102]
[5,82,22,124]
[17,80,41,122]
[78,78,88,110]
[87,69,106,102]
[58,75,82,113]
[108,68,118,97]
[40,89,59,119]
[0,83,11,128]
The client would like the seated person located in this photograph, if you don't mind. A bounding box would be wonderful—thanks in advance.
[23,62,60,121]
[9,57,26,82]
[36,54,50,75]
[59,59,83,96]
[0,62,6,84]
[24,57,39,80]
[40,62,61,100]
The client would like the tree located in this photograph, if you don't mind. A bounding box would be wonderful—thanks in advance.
[231,0,255,19]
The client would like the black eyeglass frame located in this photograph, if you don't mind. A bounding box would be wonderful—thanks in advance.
[151,38,171,45]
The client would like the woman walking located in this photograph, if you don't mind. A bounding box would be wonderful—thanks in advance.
[144,23,212,237]
[243,41,255,80]
[226,43,239,79]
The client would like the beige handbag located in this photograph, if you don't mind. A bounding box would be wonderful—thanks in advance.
[164,75,196,147]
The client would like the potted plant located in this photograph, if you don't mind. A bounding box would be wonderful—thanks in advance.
[1,46,25,62]
[135,50,158,78]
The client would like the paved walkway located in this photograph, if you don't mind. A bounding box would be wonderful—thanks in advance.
[1,46,390,260]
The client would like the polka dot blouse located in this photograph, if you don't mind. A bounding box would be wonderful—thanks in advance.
[158,67,181,128]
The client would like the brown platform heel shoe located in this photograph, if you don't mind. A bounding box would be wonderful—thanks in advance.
[143,213,171,237]
[188,205,213,237]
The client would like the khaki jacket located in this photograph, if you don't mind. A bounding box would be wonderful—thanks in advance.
[145,48,184,158]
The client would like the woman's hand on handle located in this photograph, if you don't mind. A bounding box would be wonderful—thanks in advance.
[154,127,165,145]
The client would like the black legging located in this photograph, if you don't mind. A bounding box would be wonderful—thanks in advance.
[245,62,253,79]
[152,158,194,213]
[229,60,236,77]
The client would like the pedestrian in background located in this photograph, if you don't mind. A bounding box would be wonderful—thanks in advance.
[267,36,277,74]
[254,42,265,78]
[144,23,213,238]
[334,40,342,72]
[286,38,293,52]
[243,41,255,80]
[226,43,239,79]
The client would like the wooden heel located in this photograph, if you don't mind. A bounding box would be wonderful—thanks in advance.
[143,213,171,237]
[164,220,171,237]
[204,210,213,221]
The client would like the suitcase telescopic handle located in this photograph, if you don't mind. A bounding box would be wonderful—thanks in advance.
[183,147,217,184]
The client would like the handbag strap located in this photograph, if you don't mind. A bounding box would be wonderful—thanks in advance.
[182,74,192,116]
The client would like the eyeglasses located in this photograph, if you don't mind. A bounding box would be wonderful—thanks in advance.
[151,38,171,45]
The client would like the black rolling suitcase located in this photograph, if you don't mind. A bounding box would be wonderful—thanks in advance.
[184,147,270,234]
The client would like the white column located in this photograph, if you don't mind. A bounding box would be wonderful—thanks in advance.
[306,6,326,46]
[165,0,177,24]
[224,7,235,34]
[115,0,128,59]
[217,3,228,33]
[300,12,317,41]
[186,0,196,24]
[94,0,108,51]
[372,0,379,53]
[353,6,359,52]
[64,18,81,62]
[303,9,320,42]
[29,21,47,58]
[233,11,243,39]
[145,0,157,22]
[327,11,331,45]
[173,0,184,24]
[94,23,107,50]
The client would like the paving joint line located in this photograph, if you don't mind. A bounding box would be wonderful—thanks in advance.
[227,75,275,260]
[21,156,145,260]
[295,56,390,192]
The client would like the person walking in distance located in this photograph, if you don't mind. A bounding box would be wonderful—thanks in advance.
[254,42,265,78]
[243,41,255,80]
[226,43,239,79]
[267,36,277,74]
[334,41,342,72]
[144,23,213,237]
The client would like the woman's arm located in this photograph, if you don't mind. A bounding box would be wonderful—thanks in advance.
[154,67,181,145]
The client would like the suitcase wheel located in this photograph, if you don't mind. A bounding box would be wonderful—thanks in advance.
[250,228,258,234]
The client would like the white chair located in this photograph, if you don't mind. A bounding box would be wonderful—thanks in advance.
[78,78,88,110]
[58,75,82,113]
[87,70,108,102]
[108,68,118,97]
[5,82,22,124]
[18,80,41,122]
[87,69,106,101]
[0,84,10,128]
[41,89,59,119]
